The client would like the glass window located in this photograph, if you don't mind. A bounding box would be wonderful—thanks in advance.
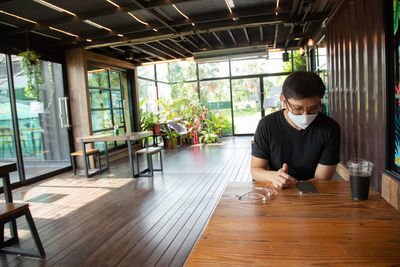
[137,65,155,79]
[156,61,197,82]
[231,58,269,76]
[138,78,158,113]
[91,110,112,131]
[157,82,172,102]
[198,61,229,79]
[88,69,109,88]
[199,79,232,135]
[89,89,111,109]
[263,75,287,115]
[110,71,121,89]
[111,90,122,108]
[88,68,128,150]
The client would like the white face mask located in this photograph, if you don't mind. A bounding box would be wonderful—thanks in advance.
[287,111,318,129]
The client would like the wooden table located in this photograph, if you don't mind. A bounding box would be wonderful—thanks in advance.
[0,162,18,245]
[186,181,400,266]
[77,131,152,178]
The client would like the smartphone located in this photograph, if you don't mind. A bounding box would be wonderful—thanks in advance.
[296,182,318,193]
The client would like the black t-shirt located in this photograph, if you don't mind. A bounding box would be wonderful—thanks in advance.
[252,110,340,180]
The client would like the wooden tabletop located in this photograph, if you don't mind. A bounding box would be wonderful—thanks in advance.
[77,131,152,143]
[185,181,400,266]
[0,162,17,175]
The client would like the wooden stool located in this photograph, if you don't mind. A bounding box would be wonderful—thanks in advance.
[0,203,45,258]
[135,147,163,176]
[70,149,101,176]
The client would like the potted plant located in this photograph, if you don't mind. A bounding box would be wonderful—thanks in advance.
[165,130,180,149]
[19,50,44,101]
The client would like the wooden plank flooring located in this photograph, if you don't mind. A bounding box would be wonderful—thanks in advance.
[0,136,253,267]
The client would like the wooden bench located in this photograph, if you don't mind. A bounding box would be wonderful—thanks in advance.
[135,147,163,176]
[0,203,45,258]
[70,148,101,176]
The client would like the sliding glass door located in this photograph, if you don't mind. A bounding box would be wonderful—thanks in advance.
[0,53,71,185]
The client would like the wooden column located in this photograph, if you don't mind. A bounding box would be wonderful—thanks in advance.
[65,48,91,168]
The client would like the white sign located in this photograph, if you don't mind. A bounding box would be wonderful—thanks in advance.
[30,101,44,113]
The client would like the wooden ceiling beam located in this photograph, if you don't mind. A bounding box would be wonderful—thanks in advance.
[169,39,193,55]
[78,13,288,49]
[7,0,192,35]
[273,24,279,48]
[156,41,186,57]
[130,44,166,60]
[197,33,213,49]
[143,43,176,59]
[243,28,250,44]
[212,32,224,48]
[228,30,237,45]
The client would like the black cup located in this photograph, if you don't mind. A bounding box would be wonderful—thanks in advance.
[350,174,371,200]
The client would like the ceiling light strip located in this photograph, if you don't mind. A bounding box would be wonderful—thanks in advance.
[172,4,189,20]
[128,12,149,25]
[276,0,279,15]
[33,0,76,16]
[0,10,37,24]
[224,0,232,13]
[84,20,112,31]
[106,0,120,8]
[32,30,61,40]
[49,26,78,37]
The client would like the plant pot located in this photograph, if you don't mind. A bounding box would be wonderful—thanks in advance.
[167,139,176,149]
[217,130,222,138]
[154,124,162,134]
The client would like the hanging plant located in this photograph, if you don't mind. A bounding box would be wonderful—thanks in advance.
[18,49,44,101]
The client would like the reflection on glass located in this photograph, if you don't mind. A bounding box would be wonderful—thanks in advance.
[263,76,286,116]
[89,89,111,108]
[199,79,232,135]
[91,110,112,131]
[198,61,229,79]
[88,69,109,88]
[232,78,261,134]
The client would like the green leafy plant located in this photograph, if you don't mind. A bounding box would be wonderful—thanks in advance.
[139,99,159,130]
[165,129,180,148]
[199,129,219,144]
[18,50,44,100]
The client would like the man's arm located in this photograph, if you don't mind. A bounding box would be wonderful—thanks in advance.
[312,163,337,180]
[251,156,296,189]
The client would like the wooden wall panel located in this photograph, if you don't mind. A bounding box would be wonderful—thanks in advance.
[326,0,386,193]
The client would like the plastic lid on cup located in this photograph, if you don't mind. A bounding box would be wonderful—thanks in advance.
[347,158,374,176]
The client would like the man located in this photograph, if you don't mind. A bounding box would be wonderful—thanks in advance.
[251,71,340,189]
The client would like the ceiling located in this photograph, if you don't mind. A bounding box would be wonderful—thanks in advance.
[0,0,335,64]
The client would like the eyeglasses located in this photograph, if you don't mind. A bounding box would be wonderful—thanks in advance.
[286,99,321,115]
[237,185,277,203]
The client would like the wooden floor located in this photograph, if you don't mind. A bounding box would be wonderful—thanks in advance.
[0,136,253,267]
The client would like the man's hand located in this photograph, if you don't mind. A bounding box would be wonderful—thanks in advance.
[271,163,297,189]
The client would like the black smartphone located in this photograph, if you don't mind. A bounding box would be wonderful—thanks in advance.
[296,182,318,193]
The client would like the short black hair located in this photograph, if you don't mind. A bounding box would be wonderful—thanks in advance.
[282,71,325,99]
